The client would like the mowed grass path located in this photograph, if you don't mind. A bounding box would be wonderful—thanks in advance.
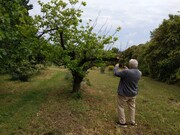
[0,67,179,135]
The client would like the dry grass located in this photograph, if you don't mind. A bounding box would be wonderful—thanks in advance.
[0,67,179,135]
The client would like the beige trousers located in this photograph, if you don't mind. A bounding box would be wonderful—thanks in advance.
[117,95,136,124]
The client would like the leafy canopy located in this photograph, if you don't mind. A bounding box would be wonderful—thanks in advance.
[36,0,120,74]
[35,0,120,92]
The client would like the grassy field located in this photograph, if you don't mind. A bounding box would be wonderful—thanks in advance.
[0,67,179,135]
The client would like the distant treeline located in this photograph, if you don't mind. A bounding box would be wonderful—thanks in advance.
[117,14,180,85]
[0,0,179,85]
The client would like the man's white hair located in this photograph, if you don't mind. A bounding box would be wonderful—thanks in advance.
[129,59,138,68]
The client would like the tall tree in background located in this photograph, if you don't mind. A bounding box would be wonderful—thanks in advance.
[20,0,33,11]
[36,0,120,93]
[0,0,51,81]
[118,14,180,84]
[145,14,180,83]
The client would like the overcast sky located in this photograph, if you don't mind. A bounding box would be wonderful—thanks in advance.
[29,0,180,50]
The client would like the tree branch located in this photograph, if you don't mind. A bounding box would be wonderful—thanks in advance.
[60,32,66,50]
[38,28,57,38]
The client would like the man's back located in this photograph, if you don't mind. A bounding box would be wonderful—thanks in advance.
[114,67,142,97]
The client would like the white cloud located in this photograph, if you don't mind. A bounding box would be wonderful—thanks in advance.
[29,0,180,50]
[125,32,137,39]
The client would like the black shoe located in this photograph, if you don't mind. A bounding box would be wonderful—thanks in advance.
[130,122,137,127]
[116,122,127,127]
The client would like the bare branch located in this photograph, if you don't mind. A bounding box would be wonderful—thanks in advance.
[104,25,112,36]
[92,10,101,28]
[97,18,109,35]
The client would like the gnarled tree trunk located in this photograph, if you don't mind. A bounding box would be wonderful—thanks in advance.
[72,72,83,93]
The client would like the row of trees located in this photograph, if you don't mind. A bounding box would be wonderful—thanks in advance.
[1,0,179,93]
[118,14,180,84]
[0,0,120,92]
[0,0,52,81]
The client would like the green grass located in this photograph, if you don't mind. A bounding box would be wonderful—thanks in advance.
[0,67,179,135]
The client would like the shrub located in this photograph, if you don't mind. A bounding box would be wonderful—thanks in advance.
[90,66,96,70]
[9,60,38,81]
[100,66,105,73]
[108,65,114,71]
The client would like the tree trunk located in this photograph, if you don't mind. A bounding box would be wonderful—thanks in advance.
[72,73,83,93]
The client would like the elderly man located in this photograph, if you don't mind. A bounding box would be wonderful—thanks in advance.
[114,59,142,127]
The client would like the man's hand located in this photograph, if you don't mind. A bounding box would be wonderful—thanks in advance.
[115,63,119,67]
[124,66,128,69]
